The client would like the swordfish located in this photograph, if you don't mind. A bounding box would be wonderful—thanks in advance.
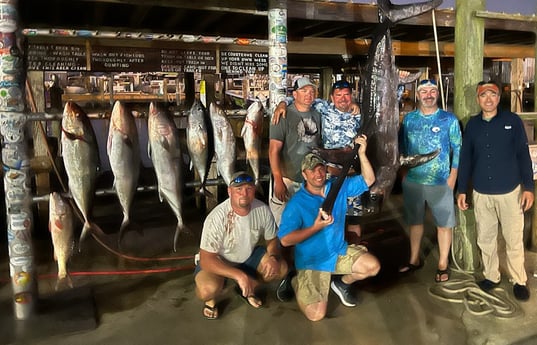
[320,0,443,216]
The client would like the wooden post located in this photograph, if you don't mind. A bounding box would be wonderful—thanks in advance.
[510,58,524,113]
[454,0,484,125]
[28,72,51,227]
[452,0,486,271]
[321,67,333,100]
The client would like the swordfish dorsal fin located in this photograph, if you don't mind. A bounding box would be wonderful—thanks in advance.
[377,0,443,24]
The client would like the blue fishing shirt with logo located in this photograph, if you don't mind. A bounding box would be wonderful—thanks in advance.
[278,175,368,272]
[399,108,462,185]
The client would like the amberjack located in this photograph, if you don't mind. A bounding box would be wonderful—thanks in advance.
[61,101,104,248]
[147,102,188,252]
[107,101,141,246]
[186,99,214,197]
[209,102,236,186]
[241,100,264,189]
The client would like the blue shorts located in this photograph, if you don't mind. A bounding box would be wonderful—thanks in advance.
[193,245,266,277]
[402,179,456,228]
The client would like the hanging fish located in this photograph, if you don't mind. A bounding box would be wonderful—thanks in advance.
[186,99,214,197]
[107,100,141,246]
[61,101,104,249]
[49,192,74,290]
[209,102,236,186]
[147,102,188,252]
[241,100,264,190]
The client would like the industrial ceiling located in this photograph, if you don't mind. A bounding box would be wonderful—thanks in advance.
[17,0,537,70]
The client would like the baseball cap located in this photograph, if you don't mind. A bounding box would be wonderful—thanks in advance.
[229,171,254,187]
[477,82,500,96]
[331,80,352,93]
[293,77,316,91]
[417,79,438,92]
[301,152,326,171]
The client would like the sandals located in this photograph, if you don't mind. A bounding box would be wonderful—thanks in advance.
[435,268,450,283]
[202,303,218,320]
[235,286,263,308]
[399,262,423,273]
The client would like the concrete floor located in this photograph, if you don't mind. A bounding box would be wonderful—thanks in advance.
[2,189,537,345]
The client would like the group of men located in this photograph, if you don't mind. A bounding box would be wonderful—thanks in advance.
[194,76,534,321]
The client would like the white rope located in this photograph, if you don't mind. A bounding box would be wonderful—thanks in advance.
[428,276,521,318]
[431,9,446,110]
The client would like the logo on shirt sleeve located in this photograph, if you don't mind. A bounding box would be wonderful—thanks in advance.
[505,125,512,130]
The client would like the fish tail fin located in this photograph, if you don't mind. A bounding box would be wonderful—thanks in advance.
[55,273,73,291]
[78,221,105,252]
[118,218,144,249]
[173,224,192,252]
[197,185,214,199]
[255,180,264,197]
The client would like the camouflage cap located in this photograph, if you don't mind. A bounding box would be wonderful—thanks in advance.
[301,152,326,171]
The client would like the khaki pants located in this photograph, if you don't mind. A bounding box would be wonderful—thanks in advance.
[269,176,301,226]
[473,186,527,285]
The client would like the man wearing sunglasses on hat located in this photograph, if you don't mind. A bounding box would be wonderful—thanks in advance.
[269,76,322,226]
[398,78,462,283]
[277,135,380,321]
[271,79,363,238]
[194,171,289,319]
[457,80,534,301]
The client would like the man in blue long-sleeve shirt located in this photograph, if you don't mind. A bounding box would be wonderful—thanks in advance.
[457,80,534,301]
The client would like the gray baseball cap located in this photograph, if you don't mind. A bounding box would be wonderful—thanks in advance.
[293,77,316,90]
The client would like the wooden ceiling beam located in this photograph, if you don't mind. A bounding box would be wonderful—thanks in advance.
[288,37,534,59]
[61,1,537,35]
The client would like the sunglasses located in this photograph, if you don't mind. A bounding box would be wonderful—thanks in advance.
[332,80,351,90]
[419,79,437,86]
[230,173,254,185]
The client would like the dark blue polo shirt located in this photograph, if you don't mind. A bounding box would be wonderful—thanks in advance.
[457,109,534,195]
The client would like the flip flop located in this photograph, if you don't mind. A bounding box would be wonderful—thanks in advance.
[435,269,450,283]
[202,304,218,320]
[235,286,263,309]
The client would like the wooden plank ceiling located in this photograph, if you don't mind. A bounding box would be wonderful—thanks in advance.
[18,0,537,69]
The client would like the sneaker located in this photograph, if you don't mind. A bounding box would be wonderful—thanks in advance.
[477,279,500,292]
[513,284,530,301]
[276,270,296,302]
[330,276,357,307]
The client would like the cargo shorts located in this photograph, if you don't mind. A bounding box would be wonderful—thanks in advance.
[294,244,368,306]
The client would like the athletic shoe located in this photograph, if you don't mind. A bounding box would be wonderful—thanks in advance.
[330,276,357,307]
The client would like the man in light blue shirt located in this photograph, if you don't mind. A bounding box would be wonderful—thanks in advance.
[399,79,462,283]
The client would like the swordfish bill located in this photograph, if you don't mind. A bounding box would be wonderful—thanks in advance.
[320,0,442,216]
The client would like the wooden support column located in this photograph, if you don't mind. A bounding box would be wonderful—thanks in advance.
[454,0,484,124]
[27,72,51,227]
[320,67,333,100]
[452,0,485,272]
[510,58,524,113]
